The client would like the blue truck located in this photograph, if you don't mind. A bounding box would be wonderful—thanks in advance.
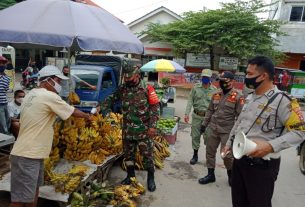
[71,55,140,113]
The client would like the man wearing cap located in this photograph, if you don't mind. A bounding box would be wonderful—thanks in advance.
[222,56,305,207]
[184,69,217,165]
[198,71,244,185]
[0,56,11,134]
[9,65,92,207]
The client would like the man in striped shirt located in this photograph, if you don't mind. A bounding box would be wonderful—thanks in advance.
[0,56,11,134]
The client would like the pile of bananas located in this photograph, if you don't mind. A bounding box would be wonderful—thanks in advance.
[44,112,123,194]
[50,112,122,164]
[122,135,171,170]
[109,177,145,207]
[70,178,145,207]
[68,92,80,105]
[45,165,89,194]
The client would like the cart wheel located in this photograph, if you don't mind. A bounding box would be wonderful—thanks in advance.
[299,143,305,175]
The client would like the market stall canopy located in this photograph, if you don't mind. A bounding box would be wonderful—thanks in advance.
[140,59,186,73]
[0,0,143,54]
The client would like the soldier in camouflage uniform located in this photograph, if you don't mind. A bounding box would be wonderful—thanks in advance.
[199,71,244,185]
[184,69,217,165]
[105,63,160,192]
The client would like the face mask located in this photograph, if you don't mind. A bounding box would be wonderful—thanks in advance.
[49,78,62,93]
[201,77,210,85]
[63,73,69,77]
[0,65,6,72]
[244,74,264,89]
[15,98,24,104]
[219,80,231,94]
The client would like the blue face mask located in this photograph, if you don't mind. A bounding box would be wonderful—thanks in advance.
[201,77,210,85]
[0,65,6,72]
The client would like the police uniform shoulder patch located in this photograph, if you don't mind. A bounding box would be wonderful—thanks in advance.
[286,98,305,131]
[227,90,238,103]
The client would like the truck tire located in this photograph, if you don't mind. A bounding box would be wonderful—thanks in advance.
[299,143,305,175]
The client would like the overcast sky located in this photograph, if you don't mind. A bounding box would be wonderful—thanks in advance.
[93,0,271,24]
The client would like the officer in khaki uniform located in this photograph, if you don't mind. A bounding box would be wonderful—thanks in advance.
[223,56,305,207]
[184,69,217,165]
[198,71,244,185]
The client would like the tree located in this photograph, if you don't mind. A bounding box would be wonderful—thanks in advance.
[0,0,24,10]
[145,0,284,69]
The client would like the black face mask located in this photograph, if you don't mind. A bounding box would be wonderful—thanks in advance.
[219,80,231,94]
[63,73,69,77]
[244,74,264,89]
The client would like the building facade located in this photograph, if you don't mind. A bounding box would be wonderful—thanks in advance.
[269,0,305,70]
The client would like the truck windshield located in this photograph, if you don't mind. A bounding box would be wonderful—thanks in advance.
[71,69,99,90]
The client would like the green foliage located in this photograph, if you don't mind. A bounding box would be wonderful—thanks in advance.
[160,77,170,87]
[0,0,19,10]
[144,0,285,69]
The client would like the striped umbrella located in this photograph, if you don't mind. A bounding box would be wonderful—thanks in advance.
[140,59,186,73]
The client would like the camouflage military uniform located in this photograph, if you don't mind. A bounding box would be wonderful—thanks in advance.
[119,80,160,169]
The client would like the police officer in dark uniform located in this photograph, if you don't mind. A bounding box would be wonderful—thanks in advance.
[199,71,244,185]
[223,56,305,207]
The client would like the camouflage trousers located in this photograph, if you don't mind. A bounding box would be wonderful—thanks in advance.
[124,133,154,170]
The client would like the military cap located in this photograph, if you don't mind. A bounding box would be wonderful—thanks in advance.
[201,69,212,77]
[123,62,141,78]
[219,71,234,80]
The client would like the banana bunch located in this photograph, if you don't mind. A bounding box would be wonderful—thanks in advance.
[71,192,97,207]
[46,165,89,194]
[88,149,109,165]
[63,127,100,161]
[68,92,81,105]
[110,177,145,207]
[50,113,123,164]
[122,135,170,170]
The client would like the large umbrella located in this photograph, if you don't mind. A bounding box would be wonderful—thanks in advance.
[0,0,143,54]
[140,59,186,73]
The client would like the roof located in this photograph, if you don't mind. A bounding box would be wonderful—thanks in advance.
[128,6,182,28]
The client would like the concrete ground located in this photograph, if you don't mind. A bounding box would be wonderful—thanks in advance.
[1,74,305,206]
[108,97,305,207]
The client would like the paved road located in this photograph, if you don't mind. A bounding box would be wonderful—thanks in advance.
[109,96,305,207]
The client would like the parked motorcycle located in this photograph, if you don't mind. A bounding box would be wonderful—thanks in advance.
[21,67,38,89]
[297,141,305,175]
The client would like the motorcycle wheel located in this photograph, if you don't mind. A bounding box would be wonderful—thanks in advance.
[299,143,305,175]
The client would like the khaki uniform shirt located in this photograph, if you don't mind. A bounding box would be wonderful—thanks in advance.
[185,83,217,115]
[203,88,244,134]
[226,86,305,153]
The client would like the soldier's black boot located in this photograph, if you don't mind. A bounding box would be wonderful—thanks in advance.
[227,170,232,186]
[198,168,216,184]
[190,149,198,165]
[121,165,135,185]
[147,169,156,192]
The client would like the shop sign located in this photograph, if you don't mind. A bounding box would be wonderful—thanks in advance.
[186,53,210,68]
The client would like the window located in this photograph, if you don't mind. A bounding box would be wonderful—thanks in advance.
[290,6,305,22]
[71,69,99,90]
[101,72,113,89]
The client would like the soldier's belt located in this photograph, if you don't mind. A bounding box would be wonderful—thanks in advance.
[194,109,205,117]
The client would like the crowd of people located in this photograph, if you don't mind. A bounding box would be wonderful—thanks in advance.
[0,55,304,207]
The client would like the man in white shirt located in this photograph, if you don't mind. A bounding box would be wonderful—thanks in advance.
[8,90,25,138]
[10,65,92,207]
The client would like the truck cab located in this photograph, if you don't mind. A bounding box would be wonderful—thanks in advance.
[71,55,140,112]
[71,65,117,112]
